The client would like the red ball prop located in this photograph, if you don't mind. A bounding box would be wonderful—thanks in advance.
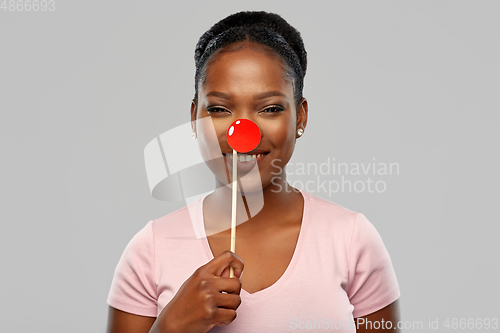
[227,119,261,153]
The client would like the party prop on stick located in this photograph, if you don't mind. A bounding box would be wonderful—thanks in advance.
[226,119,261,277]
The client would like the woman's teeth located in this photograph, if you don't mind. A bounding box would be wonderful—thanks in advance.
[224,153,265,162]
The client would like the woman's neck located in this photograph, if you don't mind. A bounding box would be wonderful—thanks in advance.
[203,175,302,236]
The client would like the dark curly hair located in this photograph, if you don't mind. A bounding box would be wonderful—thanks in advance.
[193,11,307,107]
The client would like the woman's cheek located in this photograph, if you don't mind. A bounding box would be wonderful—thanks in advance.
[196,117,223,159]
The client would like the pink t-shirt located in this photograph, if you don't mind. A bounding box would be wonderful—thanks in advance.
[107,189,400,332]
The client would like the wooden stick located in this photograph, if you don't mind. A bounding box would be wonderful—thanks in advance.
[229,149,237,278]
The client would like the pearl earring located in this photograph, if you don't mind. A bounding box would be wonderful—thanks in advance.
[192,132,197,139]
[297,128,304,137]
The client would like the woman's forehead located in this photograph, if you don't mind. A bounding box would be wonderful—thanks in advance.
[201,44,293,99]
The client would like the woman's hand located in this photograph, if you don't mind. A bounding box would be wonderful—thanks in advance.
[149,250,244,333]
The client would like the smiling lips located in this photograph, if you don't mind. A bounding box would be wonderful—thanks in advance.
[223,152,269,163]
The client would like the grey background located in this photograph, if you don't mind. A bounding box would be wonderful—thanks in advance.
[1,0,499,332]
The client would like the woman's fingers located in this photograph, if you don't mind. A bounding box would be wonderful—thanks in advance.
[213,308,238,327]
[213,276,242,295]
[201,250,244,278]
[214,292,242,310]
[153,250,244,332]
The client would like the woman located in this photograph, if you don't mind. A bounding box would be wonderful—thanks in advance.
[107,11,401,333]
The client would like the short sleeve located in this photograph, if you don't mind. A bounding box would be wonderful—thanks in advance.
[107,220,157,317]
[347,213,400,318]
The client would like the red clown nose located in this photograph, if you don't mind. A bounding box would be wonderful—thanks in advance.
[227,119,261,153]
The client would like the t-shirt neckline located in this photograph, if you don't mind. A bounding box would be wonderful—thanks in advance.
[196,188,311,301]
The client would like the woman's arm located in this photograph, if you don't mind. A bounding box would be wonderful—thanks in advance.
[354,299,401,333]
[106,306,156,333]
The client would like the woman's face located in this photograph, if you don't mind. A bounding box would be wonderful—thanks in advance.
[191,41,308,193]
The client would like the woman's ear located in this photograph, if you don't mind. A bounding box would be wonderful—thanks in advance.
[296,97,308,137]
[190,99,197,133]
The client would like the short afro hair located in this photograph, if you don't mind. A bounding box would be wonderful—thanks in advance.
[193,11,307,107]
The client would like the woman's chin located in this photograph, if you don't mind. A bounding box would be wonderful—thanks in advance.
[220,177,264,194]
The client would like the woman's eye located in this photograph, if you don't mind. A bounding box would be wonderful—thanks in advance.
[206,107,230,114]
[261,106,285,113]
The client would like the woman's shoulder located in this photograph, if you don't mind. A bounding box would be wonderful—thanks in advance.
[148,197,205,239]
[301,189,359,221]
[299,189,381,242]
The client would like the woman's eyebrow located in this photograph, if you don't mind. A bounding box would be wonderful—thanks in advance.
[205,91,287,100]
[205,91,231,99]
[254,91,287,99]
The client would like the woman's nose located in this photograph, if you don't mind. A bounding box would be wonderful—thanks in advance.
[226,119,261,153]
